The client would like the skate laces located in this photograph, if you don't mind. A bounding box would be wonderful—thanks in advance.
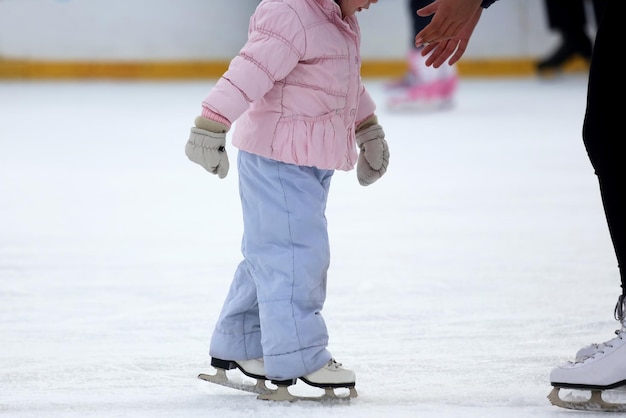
[614,294,626,322]
[599,294,626,346]
[575,295,626,363]
[326,359,343,370]
[611,294,626,343]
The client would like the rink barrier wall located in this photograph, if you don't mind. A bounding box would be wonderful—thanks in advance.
[0,58,589,80]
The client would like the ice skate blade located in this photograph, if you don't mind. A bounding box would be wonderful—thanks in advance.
[257,385,358,402]
[548,387,626,412]
[198,369,273,395]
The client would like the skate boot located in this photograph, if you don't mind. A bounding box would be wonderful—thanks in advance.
[301,358,356,388]
[536,36,592,74]
[211,357,266,379]
[574,341,610,361]
[199,357,273,394]
[548,295,626,412]
[258,359,358,402]
[386,48,457,112]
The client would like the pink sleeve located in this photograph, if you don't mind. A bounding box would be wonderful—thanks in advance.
[201,2,304,125]
[355,84,377,125]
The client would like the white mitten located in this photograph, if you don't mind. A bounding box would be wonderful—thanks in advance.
[355,116,389,186]
[185,116,229,179]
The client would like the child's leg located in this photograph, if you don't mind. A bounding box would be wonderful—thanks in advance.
[237,150,334,381]
[209,259,263,361]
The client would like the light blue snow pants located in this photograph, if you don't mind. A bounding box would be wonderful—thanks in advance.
[209,151,334,381]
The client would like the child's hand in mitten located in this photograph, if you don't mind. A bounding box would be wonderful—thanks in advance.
[185,116,230,179]
[355,115,389,186]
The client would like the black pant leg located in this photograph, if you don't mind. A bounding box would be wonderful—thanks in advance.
[544,0,586,32]
[582,0,626,291]
[409,0,435,40]
[590,0,608,26]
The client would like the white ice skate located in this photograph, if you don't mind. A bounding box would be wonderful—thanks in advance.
[548,295,626,412]
[386,76,457,112]
[257,359,358,402]
[385,48,457,112]
[200,357,358,402]
[198,357,274,395]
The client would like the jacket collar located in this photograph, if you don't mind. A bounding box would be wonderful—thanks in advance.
[316,0,342,16]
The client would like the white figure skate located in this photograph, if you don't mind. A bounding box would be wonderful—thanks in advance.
[386,48,457,112]
[198,357,273,394]
[549,295,626,411]
[258,359,358,402]
[200,357,357,402]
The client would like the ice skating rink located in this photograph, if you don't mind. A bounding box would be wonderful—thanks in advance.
[1,76,620,417]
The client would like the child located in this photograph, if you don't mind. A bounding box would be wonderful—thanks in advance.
[185,0,388,401]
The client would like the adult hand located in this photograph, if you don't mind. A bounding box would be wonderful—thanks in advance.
[414,0,483,46]
[420,7,482,68]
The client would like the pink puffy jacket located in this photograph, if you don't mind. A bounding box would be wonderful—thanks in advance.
[201,0,377,171]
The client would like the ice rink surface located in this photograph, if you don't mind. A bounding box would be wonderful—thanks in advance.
[1,76,622,417]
